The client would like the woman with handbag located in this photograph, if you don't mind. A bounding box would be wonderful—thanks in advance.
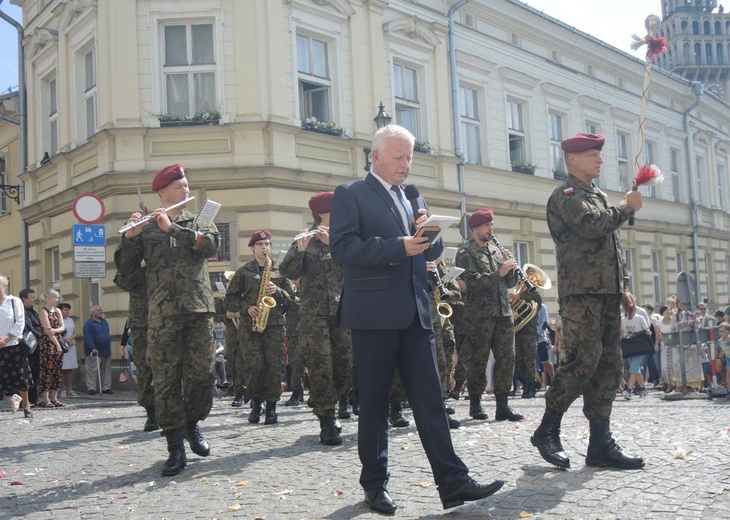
[38,289,66,408]
[620,312,651,399]
[0,275,33,418]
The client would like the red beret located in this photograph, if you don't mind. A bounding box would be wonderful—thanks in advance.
[152,164,185,191]
[248,230,271,247]
[468,209,494,228]
[308,191,334,214]
[561,133,605,153]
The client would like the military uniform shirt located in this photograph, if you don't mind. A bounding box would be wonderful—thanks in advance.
[225,259,294,328]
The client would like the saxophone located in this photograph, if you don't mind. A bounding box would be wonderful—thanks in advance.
[252,255,277,332]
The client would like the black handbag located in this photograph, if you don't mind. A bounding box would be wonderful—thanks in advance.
[59,339,70,354]
[11,298,38,356]
[620,330,655,359]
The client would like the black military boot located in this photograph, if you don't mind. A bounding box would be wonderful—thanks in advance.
[495,393,524,421]
[447,415,461,429]
[144,406,160,432]
[444,398,456,415]
[449,379,464,400]
[337,392,351,419]
[248,399,264,423]
[319,414,343,446]
[388,402,410,427]
[521,381,535,399]
[585,419,645,469]
[351,388,360,416]
[183,420,210,457]
[469,394,488,420]
[161,429,187,476]
[285,389,301,407]
[530,408,570,469]
[264,401,278,425]
[231,393,244,407]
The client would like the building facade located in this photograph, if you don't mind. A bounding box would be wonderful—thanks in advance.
[8,0,730,342]
[0,91,23,295]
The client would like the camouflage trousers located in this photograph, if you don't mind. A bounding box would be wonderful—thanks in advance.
[545,294,622,421]
[514,325,538,384]
[147,314,215,433]
[463,316,515,395]
[300,316,351,417]
[287,335,307,392]
[226,321,246,394]
[441,326,456,396]
[242,325,284,402]
[453,334,467,386]
[131,326,154,409]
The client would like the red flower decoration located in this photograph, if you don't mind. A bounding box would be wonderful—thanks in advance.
[646,36,667,59]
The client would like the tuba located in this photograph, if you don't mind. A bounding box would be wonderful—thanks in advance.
[252,255,277,332]
[512,263,551,333]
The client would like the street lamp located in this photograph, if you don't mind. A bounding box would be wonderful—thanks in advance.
[364,101,392,172]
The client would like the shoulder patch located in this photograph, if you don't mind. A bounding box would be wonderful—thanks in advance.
[458,249,467,255]
[563,187,574,195]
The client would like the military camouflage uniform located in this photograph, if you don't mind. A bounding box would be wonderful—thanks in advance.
[226,260,294,403]
[546,174,633,420]
[284,296,306,393]
[456,238,518,395]
[216,295,246,397]
[430,266,462,397]
[514,290,542,384]
[280,236,351,418]
[118,209,219,433]
[113,249,154,410]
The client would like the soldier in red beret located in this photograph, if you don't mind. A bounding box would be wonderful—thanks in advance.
[455,209,524,423]
[117,164,220,476]
[226,230,295,425]
[531,133,644,471]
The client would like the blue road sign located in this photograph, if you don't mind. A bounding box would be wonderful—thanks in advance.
[73,224,106,246]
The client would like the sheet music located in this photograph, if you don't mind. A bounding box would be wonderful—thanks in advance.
[443,247,458,265]
[442,267,465,284]
[215,281,226,293]
[416,214,460,244]
[274,250,287,269]
[194,199,222,229]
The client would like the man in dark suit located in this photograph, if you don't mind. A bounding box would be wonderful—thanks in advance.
[330,124,504,514]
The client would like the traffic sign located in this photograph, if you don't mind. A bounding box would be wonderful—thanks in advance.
[72,193,105,224]
[74,262,106,279]
[73,224,106,246]
[74,246,106,262]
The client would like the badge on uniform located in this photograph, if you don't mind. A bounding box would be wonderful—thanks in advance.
[563,187,574,195]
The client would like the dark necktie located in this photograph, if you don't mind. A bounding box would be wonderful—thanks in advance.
[391,185,413,230]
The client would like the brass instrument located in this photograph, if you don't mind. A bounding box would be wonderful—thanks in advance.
[490,236,538,293]
[252,255,277,332]
[118,196,195,234]
[512,263,552,333]
[428,269,454,325]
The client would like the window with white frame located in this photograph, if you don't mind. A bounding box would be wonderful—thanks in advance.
[651,250,662,305]
[696,156,709,206]
[549,112,566,177]
[83,48,97,139]
[506,99,526,167]
[297,33,331,122]
[617,132,630,191]
[162,22,217,119]
[703,253,713,302]
[393,63,420,138]
[0,155,8,216]
[41,73,58,158]
[718,164,727,211]
[514,242,530,266]
[676,251,684,273]
[459,85,481,165]
[49,247,61,288]
[670,148,681,202]
[90,279,101,307]
[625,249,635,294]
[645,141,657,197]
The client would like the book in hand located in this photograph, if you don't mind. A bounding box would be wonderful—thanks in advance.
[441,266,465,284]
[413,215,461,244]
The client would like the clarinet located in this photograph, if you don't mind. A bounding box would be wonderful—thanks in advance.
[490,236,537,293]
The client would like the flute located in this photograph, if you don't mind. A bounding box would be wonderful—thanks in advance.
[118,196,196,234]
[293,226,328,241]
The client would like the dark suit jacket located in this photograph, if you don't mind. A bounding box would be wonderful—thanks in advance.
[330,173,443,330]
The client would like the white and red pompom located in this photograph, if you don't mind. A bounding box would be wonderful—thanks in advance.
[633,164,665,188]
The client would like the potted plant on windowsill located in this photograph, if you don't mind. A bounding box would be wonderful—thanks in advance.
[301,117,348,137]
[158,107,222,127]
[553,169,568,180]
[414,139,433,154]
[511,162,537,175]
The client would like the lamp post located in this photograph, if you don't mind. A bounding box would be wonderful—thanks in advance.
[363,101,392,172]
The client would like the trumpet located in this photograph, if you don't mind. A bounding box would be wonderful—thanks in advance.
[293,226,328,241]
[118,196,196,234]
[490,235,537,293]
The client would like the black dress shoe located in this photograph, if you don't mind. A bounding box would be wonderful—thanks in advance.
[440,478,504,510]
[364,489,397,515]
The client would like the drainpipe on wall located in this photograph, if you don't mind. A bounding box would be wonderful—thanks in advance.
[0,1,29,289]
[684,81,703,300]
[448,0,471,240]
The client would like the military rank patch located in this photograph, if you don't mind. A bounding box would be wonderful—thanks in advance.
[563,187,575,195]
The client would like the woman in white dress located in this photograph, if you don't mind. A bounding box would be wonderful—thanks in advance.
[59,303,78,397]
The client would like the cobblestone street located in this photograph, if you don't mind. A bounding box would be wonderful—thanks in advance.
[2,389,729,519]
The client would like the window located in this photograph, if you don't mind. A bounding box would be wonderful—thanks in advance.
[0,156,8,216]
[162,23,216,118]
[41,73,58,158]
[212,223,230,261]
[617,132,630,191]
[514,242,530,266]
[670,148,681,202]
[297,33,331,122]
[506,100,526,166]
[83,49,97,139]
[584,121,599,134]
[645,141,657,197]
[49,247,61,288]
[549,112,565,177]
[90,279,101,307]
[703,253,713,302]
[459,86,481,164]
[625,249,635,295]
[718,164,727,211]
[651,250,662,305]
[393,63,420,138]
[697,156,709,206]
[676,252,684,273]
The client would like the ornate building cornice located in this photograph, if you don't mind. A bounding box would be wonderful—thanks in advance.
[384,16,441,48]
